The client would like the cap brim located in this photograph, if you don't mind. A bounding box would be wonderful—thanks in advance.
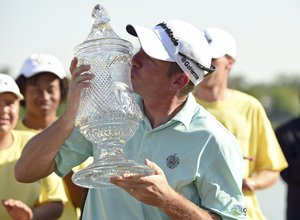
[210,48,226,59]
[15,93,24,100]
[23,68,65,79]
[126,24,174,62]
[0,90,23,100]
[205,28,236,60]
[210,48,235,59]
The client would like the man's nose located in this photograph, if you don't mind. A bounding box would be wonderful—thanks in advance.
[40,90,51,100]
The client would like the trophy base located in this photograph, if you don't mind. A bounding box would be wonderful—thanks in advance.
[72,159,153,188]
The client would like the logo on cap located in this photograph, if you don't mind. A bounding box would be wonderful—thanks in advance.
[179,56,199,80]
[157,22,179,46]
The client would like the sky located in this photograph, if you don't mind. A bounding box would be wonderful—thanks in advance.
[1,0,299,84]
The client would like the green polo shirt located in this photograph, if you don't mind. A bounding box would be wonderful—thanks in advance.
[55,94,246,220]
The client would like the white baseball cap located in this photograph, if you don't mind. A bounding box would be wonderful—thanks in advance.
[0,73,23,100]
[126,20,215,85]
[204,27,236,60]
[19,53,66,79]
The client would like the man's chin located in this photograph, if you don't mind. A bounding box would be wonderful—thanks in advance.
[37,107,52,114]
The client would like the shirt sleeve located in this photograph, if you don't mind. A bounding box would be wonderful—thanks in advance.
[55,128,93,177]
[195,137,247,220]
[254,102,288,171]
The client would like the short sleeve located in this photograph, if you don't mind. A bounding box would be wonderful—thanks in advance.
[195,138,246,219]
[55,128,93,177]
[254,103,288,171]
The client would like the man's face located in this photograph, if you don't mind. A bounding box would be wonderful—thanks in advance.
[131,49,173,99]
[200,56,231,88]
[24,72,61,117]
[0,93,19,134]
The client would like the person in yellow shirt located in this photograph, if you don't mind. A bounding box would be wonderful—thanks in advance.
[15,53,68,131]
[15,53,91,219]
[193,28,288,220]
[0,73,67,220]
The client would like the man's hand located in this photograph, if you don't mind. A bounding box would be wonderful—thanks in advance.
[110,159,221,220]
[110,159,174,207]
[243,155,255,161]
[65,57,94,121]
[242,178,256,192]
[2,199,33,220]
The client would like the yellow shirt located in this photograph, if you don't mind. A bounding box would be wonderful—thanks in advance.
[15,119,41,132]
[15,120,78,220]
[0,130,68,220]
[195,89,288,220]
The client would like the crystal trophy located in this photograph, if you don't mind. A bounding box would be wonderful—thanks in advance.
[71,4,153,188]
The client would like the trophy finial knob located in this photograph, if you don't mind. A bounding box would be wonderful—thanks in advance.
[92,4,110,24]
[84,4,118,41]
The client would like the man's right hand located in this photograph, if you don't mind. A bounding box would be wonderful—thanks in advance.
[64,57,94,123]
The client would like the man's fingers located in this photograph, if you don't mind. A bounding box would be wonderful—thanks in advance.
[72,64,91,79]
[69,57,78,73]
[145,159,162,175]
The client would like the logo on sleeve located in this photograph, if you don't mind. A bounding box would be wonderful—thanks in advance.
[231,204,247,217]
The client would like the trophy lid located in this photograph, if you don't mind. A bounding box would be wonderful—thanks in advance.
[74,4,133,56]
[86,4,119,40]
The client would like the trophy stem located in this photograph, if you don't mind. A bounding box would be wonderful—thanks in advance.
[72,142,153,188]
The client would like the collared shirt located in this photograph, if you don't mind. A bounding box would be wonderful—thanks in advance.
[55,94,246,220]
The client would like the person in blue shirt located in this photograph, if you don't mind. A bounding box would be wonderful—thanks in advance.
[15,20,246,220]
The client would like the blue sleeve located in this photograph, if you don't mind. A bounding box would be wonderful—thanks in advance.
[195,135,246,220]
[55,128,93,177]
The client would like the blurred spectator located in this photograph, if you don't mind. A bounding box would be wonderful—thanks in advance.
[275,116,300,220]
[0,73,65,219]
[15,53,91,219]
[194,27,288,220]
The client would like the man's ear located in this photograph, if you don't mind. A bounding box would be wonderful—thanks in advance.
[171,72,190,90]
[227,56,235,70]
